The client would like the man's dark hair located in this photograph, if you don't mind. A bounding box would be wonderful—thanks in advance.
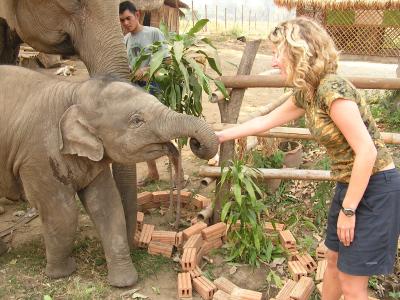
[119,1,137,15]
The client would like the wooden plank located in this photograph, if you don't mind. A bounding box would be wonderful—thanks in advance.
[219,74,400,90]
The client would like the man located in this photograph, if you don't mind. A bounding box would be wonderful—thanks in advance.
[119,1,183,186]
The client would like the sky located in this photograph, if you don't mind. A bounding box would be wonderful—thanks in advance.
[189,0,294,21]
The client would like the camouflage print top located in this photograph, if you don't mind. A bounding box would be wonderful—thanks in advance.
[293,74,393,183]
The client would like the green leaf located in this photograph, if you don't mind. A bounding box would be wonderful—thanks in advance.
[43,296,52,300]
[221,202,232,221]
[159,22,169,38]
[169,84,177,110]
[188,19,209,35]
[201,37,216,49]
[302,219,318,232]
[206,56,222,76]
[173,40,184,63]
[178,61,190,93]
[233,183,242,206]
[149,49,167,78]
[214,79,229,98]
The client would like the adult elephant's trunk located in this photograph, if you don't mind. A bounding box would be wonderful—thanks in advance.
[71,1,137,248]
[159,110,219,160]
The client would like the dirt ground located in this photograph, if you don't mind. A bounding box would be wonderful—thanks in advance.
[0,38,399,299]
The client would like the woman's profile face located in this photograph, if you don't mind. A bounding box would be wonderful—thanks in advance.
[271,44,287,77]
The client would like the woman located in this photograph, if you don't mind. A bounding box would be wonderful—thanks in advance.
[216,18,400,300]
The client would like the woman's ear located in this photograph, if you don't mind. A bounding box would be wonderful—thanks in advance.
[58,105,104,161]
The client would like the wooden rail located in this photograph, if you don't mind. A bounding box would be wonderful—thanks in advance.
[199,166,332,181]
[211,125,400,145]
[219,75,400,90]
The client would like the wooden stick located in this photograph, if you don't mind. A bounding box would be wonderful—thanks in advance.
[200,165,332,181]
[219,74,400,90]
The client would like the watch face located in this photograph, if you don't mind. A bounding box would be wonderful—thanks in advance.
[342,208,355,216]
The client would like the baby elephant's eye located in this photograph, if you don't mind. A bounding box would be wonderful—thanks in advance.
[128,114,144,128]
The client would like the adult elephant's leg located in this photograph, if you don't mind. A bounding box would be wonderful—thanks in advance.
[78,168,138,287]
[0,18,21,65]
[112,163,137,249]
[20,168,78,278]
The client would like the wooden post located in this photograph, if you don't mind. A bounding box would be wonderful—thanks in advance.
[191,0,194,28]
[213,40,261,223]
[216,5,218,32]
[241,5,244,30]
[225,8,227,30]
[249,10,251,31]
[205,4,208,32]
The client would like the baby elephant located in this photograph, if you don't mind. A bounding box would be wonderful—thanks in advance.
[0,66,218,286]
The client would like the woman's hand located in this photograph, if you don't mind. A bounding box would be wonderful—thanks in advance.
[337,211,356,247]
[215,131,224,144]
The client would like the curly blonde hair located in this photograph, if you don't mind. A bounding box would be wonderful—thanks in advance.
[268,17,339,100]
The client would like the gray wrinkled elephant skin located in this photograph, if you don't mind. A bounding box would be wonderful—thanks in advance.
[0,66,218,286]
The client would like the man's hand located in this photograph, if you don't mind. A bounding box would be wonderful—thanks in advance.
[133,67,149,81]
[337,211,356,247]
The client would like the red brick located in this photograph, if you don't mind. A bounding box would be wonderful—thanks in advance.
[231,287,263,300]
[200,237,223,255]
[275,279,297,300]
[147,241,173,258]
[192,194,211,209]
[136,211,144,232]
[183,233,204,252]
[289,276,314,300]
[201,222,227,241]
[192,276,217,300]
[181,248,197,271]
[315,259,327,282]
[316,241,328,260]
[138,224,154,248]
[175,232,183,248]
[279,230,296,250]
[182,221,207,241]
[152,190,170,203]
[264,222,285,232]
[177,272,192,299]
[173,190,192,204]
[189,266,203,279]
[295,253,317,273]
[191,217,198,225]
[151,230,177,245]
[214,277,239,294]
[137,191,153,205]
[288,261,307,281]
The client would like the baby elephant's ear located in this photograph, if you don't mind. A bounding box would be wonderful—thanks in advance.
[58,105,104,161]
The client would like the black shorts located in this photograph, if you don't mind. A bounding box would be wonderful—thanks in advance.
[325,168,400,276]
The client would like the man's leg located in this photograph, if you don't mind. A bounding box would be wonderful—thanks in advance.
[338,271,369,300]
[146,160,159,180]
[322,249,343,300]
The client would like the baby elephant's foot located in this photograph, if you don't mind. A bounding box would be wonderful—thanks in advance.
[108,264,138,287]
[45,257,77,278]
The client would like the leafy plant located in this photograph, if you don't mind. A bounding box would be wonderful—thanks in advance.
[251,150,284,169]
[130,19,228,118]
[219,159,282,266]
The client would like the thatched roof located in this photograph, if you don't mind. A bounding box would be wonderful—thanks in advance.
[273,0,400,10]
[128,0,188,11]
[164,0,190,9]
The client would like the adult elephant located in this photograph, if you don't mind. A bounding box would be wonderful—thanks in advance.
[0,0,158,284]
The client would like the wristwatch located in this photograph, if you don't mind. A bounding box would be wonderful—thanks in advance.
[341,206,356,217]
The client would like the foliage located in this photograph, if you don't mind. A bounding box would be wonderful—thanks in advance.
[130,19,228,119]
[251,149,284,169]
[367,89,400,131]
[219,159,282,266]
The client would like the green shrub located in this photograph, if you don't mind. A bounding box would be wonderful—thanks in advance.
[219,160,282,266]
